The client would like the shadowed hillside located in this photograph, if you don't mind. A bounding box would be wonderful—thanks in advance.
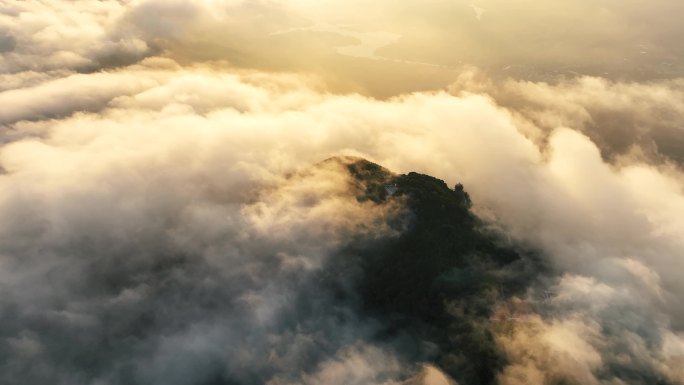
[319,157,546,385]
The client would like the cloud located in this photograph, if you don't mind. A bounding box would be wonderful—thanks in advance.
[0,0,149,74]
[268,344,405,385]
[1,1,684,384]
[6,0,683,98]
[449,70,684,165]
[495,271,684,385]
[113,0,684,86]
[0,67,164,126]
[0,131,405,384]
[496,315,604,385]
[0,56,683,383]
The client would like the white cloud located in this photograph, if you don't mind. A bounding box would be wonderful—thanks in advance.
[1,1,684,383]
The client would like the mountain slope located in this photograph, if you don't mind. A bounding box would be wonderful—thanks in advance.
[319,157,546,385]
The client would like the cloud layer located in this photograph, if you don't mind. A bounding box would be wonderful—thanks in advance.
[1,1,683,385]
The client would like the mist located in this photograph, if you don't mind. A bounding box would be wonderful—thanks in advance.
[1,1,683,385]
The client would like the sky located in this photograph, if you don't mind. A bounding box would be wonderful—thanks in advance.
[1,1,684,384]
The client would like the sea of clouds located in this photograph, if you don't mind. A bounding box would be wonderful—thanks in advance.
[1,1,683,384]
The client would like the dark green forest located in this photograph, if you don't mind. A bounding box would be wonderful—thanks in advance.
[318,158,547,385]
